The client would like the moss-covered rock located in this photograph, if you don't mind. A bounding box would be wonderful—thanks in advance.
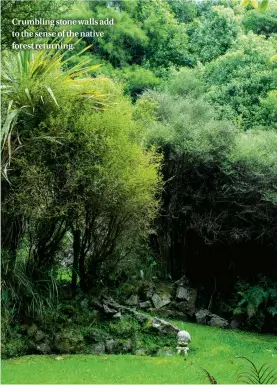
[91,342,105,355]
[115,338,133,354]
[27,324,38,337]
[54,330,84,353]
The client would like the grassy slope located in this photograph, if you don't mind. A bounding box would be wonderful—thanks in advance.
[2,320,277,384]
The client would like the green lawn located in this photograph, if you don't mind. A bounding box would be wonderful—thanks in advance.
[2,321,277,384]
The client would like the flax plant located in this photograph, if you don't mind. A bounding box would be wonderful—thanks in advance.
[1,39,104,181]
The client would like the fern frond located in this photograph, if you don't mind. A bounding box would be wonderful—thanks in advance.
[236,356,277,384]
[201,368,218,384]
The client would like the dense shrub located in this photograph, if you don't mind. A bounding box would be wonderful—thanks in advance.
[1,251,58,325]
[113,65,161,100]
[203,33,277,130]
[242,10,277,37]
[2,335,28,359]
[136,72,277,298]
[2,49,161,294]
[233,278,277,332]
[188,5,238,64]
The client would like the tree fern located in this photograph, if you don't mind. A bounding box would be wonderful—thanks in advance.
[234,279,277,320]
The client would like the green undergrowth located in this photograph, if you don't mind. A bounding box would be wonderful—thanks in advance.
[2,320,277,384]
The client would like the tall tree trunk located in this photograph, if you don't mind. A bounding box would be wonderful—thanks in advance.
[79,248,88,292]
[72,229,81,293]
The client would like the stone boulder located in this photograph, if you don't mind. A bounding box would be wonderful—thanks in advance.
[89,296,103,310]
[103,297,122,311]
[195,309,229,328]
[112,312,122,319]
[138,281,156,301]
[139,301,151,310]
[175,275,190,286]
[176,286,190,301]
[209,314,229,328]
[34,330,46,343]
[54,331,84,353]
[133,312,149,324]
[121,339,133,353]
[195,309,210,325]
[125,295,139,307]
[91,342,105,355]
[35,341,51,354]
[150,309,189,321]
[174,300,196,318]
[174,285,197,317]
[103,304,118,315]
[151,293,171,309]
[101,297,125,318]
[105,339,116,354]
[148,317,180,335]
[27,324,38,337]
[230,317,241,329]
[115,339,133,354]
[155,281,174,303]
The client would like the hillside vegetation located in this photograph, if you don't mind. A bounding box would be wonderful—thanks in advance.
[2,320,277,384]
[1,1,277,378]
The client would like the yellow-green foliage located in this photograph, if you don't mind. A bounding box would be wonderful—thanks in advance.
[203,32,277,130]
[2,48,162,285]
[4,54,162,270]
[230,129,277,170]
[44,77,162,237]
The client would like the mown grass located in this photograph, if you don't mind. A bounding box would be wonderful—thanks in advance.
[2,320,277,384]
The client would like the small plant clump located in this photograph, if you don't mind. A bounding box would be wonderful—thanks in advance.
[202,357,277,384]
